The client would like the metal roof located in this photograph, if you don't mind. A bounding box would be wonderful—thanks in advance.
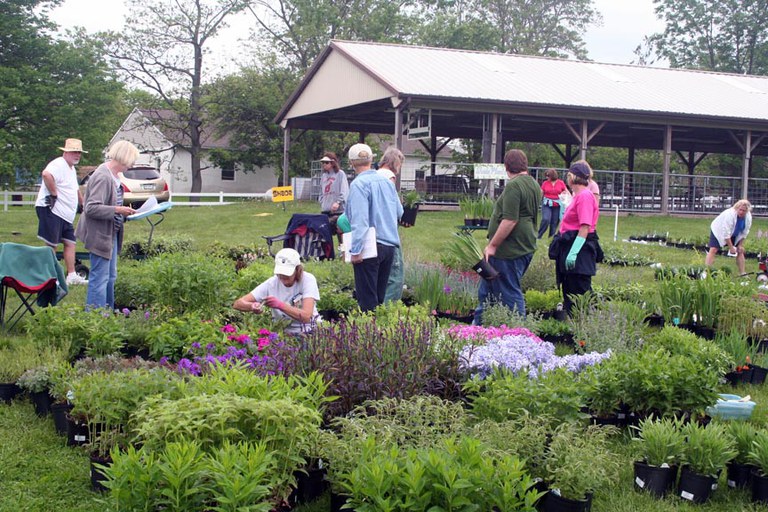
[276,40,768,156]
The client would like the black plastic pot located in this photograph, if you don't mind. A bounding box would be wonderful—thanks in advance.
[678,466,716,504]
[752,470,768,504]
[0,383,21,404]
[633,461,677,497]
[725,368,754,386]
[51,402,73,435]
[330,491,350,512]
[471,259,499,280]
[752,365,768,385]
[538,490,592,512]
[727,461,755,489]
[400,206,419,227]
[90,453,111,492]
[29,390,53,417]
[288,467,328,506]
[66,417,89,447]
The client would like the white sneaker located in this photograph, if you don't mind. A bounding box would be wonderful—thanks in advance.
[66,273,89,285]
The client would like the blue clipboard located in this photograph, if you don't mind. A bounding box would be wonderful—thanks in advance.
[126,201,172,221]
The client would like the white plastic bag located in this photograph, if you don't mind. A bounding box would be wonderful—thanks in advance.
[558,189,572,210]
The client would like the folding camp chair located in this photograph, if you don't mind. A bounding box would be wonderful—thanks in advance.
[0,243,68,330]
[263,214,335,260]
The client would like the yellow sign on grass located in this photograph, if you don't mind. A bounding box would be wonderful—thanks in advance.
[271,186,294,202]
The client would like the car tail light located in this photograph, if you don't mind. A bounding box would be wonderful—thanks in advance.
[162,183,169,191]
[122,183,132,192]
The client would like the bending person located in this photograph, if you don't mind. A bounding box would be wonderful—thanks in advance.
[705,199,752,276]
[233,248,320,335]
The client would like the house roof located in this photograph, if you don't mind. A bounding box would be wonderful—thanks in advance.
[138,109,233,150]
[276,40,768,156]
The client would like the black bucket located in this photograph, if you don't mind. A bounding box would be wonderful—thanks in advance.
[471,259,499,280]
[678,467,716,504]
[634,461,677,497]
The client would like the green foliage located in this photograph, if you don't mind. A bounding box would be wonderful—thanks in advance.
[143,252,238,314]
[543,424,620,501]
[632,416,686,467]
[481,301,541,332]
[444,232,485,270]
[569,297,647,353]
[469,414,552,480]
[122,234,194,259]
[681,422,737,477]
[535,318,572,337]
[69,368,182,457]
[715,331,758,368]
[465,368,587,429]
[0,341,59,382]
[647,326,733,376]
[523,289,561,314]
[145,311,221,362]
[726,421,760,465]
[718,294,768,338]
[114,262,158,308]
[341,437,541,512]
[749,430,768,476]
[520,252,558,292]
[0,7,124,184]
[401,189,422,208]
[579,359,624,417]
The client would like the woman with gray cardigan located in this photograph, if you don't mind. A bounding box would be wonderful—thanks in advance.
[75,141,138,309]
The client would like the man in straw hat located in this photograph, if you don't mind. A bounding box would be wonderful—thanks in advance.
[35,138,89,285]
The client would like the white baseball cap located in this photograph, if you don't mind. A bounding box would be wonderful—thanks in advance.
[274,248,301,276]
[348,143,373,162]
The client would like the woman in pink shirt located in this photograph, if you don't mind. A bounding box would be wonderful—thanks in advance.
[538,168,567,238]
[548,160,603,314]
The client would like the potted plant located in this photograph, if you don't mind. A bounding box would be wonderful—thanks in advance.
[476,196,494,227]
[0,343,47,403]
[535,318,573,345]
[16,365,55,416]
[580,361,624,425]
[444,232,498,280]
[631,416,685,497]
[678,421,736,504]
[749,430,768,504]
[540,424,619,511]
[726,421,759,489]
[400,189,421,226]
[459,197,477,226]
[717,331,756,385]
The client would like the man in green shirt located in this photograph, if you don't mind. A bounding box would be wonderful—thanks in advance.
[473,149,541,324]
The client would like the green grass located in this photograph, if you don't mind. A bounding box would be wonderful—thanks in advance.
[4,202,768,511]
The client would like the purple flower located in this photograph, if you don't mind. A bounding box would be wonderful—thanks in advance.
[144,311,151,320]
[205,343,216,353]
[191,342,201,350]
[122,308,131,316]
[443,285,453,294]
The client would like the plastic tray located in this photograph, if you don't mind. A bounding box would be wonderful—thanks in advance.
[705,393,756,420]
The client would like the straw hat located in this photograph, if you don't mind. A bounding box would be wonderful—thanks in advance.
[58,138,88,153]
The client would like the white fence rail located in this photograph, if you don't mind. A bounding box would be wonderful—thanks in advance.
[1,190,274,211]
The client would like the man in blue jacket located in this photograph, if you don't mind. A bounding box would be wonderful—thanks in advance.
[345,143,403,311]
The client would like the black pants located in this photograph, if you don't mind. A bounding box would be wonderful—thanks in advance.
[353,243,395,312]
[562,273,592,314]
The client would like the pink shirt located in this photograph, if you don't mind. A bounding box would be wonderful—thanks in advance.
[588,180,600,197]
[560,189,599,233]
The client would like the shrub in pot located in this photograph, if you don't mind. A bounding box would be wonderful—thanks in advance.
[102,440,277,511]
[340,437,542,512]
[678,421,736,504]
[631,416,685,497]
[748,430,768,504]
[540,423,620,509]
[726,421,759,488]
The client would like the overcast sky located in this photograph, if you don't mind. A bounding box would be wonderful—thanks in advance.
[50,0,665,73]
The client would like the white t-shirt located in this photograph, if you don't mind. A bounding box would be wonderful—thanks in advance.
[250,272,320,334]
[35,156,79,223]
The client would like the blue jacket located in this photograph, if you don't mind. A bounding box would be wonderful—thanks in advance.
[346,169,403,254]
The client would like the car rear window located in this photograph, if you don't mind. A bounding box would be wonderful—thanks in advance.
[124,168,160,180]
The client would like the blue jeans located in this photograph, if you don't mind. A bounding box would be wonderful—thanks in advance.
[383,245,404,303]
[538,202,560,238]
[473,253,533,325]
[87,234,118,310]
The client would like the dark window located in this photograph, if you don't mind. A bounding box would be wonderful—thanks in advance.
[221,167,235,181]
[124,167,161,180]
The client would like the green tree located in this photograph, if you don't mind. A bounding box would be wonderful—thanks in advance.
[102,0,250,194]
[0,1,123,185]
[648,0,768,74]
[416,0,601,58]
[248,0,421,71]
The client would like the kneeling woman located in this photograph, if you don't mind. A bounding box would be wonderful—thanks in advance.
[234,248,320,335]
[550,160,603,314]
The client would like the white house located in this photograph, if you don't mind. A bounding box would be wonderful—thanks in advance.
[109,108,278,195]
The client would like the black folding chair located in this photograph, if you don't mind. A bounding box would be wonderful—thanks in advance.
[263,214,336,260]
